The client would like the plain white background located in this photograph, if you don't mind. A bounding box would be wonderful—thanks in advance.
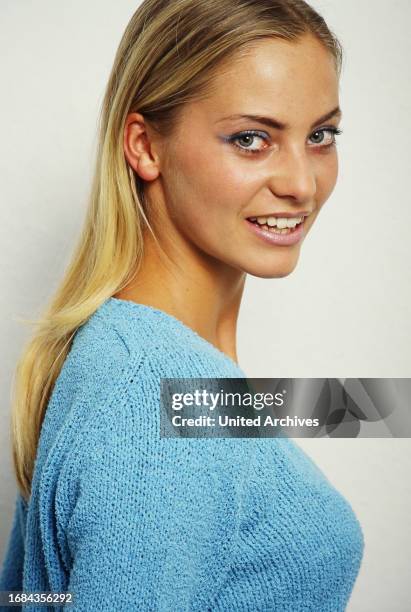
[1,1,410,610]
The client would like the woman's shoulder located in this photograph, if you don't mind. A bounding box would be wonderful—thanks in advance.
[56,295,209,404]
[89,297,246,378]
[34,296,249,480]
[42,297,245,447]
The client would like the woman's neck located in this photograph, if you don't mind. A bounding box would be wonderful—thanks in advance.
[113,232,246,363]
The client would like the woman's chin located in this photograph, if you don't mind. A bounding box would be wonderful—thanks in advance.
[241,250,301,278]
[249,267,296,280]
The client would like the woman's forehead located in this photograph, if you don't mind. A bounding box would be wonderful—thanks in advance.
[183,36,339,129]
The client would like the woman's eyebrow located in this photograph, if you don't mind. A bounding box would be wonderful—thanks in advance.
[216,106,342,130]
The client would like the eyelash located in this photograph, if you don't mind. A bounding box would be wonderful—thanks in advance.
[227,127,343,156]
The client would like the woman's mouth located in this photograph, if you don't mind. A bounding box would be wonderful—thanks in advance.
[245,215,307,246]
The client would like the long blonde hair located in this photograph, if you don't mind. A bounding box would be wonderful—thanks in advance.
[11,0,343,502]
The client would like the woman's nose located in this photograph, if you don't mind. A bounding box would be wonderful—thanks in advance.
[268,147,317,204]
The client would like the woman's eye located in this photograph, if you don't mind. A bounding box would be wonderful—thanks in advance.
[229,131,269,155]
[309,127,342,148]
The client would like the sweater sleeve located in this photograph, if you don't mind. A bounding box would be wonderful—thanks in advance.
[0,493,26,595]
[62,373,250,611]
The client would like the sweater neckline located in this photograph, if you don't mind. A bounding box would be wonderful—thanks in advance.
[107,297,245,375]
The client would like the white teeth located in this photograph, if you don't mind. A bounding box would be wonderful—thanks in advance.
[251,215,303,228]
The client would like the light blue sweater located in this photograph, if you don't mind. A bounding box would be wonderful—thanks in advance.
[0,297,364,611]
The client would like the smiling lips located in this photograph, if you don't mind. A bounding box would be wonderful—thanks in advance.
[245,214,307,246]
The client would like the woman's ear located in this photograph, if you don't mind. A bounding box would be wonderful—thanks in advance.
[123,112,161,181]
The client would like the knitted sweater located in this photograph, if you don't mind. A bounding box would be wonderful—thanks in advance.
[0,297,364,611]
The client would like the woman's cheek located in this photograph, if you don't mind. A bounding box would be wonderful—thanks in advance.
[315,155,338,204]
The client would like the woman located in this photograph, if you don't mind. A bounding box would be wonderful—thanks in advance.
[1,0,364,610]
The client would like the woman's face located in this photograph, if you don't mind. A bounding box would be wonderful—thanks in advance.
[149,33,341,278]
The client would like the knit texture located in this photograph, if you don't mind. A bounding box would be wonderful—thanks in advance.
[0,297,364,611]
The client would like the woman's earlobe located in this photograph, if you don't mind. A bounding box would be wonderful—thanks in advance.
[136,153,160,181]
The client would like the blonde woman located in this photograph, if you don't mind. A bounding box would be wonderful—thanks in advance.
[1,1,364,610]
